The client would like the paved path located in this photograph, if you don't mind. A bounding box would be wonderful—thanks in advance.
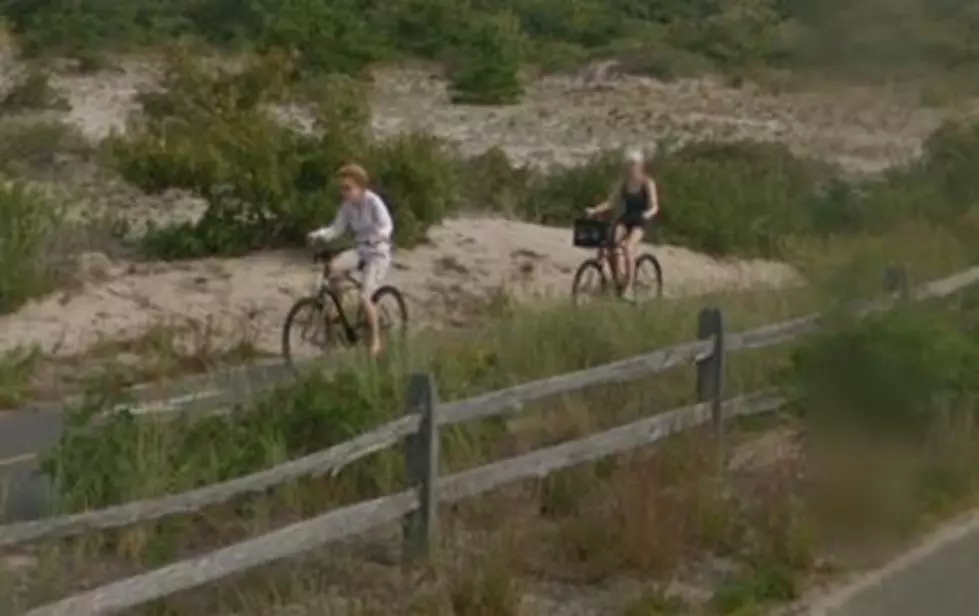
[811,510,979,616]
[0,358,300,520]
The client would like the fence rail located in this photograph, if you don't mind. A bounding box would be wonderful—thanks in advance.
[13,262,979,615]
[23,391,785,616]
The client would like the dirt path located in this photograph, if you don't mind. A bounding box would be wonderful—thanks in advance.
[0,217,799,359]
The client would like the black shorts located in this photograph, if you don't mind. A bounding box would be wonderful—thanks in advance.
[614,214,647,235]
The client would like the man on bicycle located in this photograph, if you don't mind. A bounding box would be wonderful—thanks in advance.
[585,149,660,299]
[307,163,394,357]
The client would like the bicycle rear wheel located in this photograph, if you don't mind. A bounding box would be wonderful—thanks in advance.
[634,253,663,300]
[571,259,608,306]
[356,286,408,346]
[281,293,345,368]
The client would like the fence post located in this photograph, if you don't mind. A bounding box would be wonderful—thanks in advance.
[883,264,910,301]
[402,373,439,562]
[696,307,726,459]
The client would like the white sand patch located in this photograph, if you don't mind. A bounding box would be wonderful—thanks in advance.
[0,217,799,359]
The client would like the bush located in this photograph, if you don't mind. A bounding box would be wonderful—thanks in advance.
[366,132,460,244]
[788,300,979,436]
[487,141,829,257]
[654,140,829,255]
[789,291,979,539]
[109,52,460,259]
[0,179,61,313]
[43,285,807,509]
[0,118,92,172]
[449,14,525,105]
[470,119,979,259]
[0,68,70,113]
[44,366,400,509]
[4,0,979,86]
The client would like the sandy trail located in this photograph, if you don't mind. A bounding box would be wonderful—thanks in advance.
[0,217,799,360]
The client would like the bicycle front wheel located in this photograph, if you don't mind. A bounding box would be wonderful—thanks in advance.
[369,286,408,345]
[571,259,608,306]
[281,293,344,368]
[634,253,663,300]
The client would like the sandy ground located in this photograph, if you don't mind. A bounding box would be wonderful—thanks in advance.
[3,51,967,366]
[0,217,798,359]
[45,59,977,172]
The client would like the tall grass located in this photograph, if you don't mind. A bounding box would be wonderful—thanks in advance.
[41,199,979,512]
[43,283,816,511]
[0,179,61,314]
[18,246,979,615]
[789,288,979,545]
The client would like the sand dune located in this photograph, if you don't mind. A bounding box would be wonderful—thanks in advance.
[0,217,799,359]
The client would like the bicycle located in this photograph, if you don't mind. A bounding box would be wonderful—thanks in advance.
[570,218,663,305]
[281,247,408,367]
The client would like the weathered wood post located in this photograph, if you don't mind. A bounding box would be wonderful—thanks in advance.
[402,373,439,562]
[696,307,726,461]
[883,264,910,301]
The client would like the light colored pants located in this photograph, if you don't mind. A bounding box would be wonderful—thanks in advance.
[331,247,391,297]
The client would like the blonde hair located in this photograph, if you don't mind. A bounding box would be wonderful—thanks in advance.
[337,163,370,187]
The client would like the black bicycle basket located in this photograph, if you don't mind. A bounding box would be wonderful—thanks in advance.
[572,218,609,248]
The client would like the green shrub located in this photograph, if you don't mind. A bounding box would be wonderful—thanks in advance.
[43,366,400,509]
[0,118,92,172]
[655,140,829,255]
[0,179,61,313]
[788,300,979,436]
[43,285,809,509]
[258,0,379,76]
[449,13,525,105]
[109,52,460,259]
[0,68,70,113]
[374,0,476,58]
[498,141,829,257]
[711,564,797,614]
[473,119,979,258]
[4,0,979,86]
[366,132,460,245]
[522,149,624,225]
[461,146,538,214]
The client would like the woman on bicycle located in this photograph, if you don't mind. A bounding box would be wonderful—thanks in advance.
[585,149,660,298]
[307,163,394,357]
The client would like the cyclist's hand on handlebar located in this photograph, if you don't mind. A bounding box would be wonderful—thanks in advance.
[306,229,324,245]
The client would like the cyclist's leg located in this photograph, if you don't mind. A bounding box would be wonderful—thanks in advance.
[622,224,646,293]
[611,221,628,288]
[358,251,391,356]
[597,245,611,278]
[326,249,359,295]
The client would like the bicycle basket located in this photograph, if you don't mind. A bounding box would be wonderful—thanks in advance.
[572,218,609,248]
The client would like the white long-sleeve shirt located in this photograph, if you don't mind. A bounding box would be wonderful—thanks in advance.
[310,190,394,256]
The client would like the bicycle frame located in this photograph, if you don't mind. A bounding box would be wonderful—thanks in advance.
[315,270,365,344]
[595,239,628,280]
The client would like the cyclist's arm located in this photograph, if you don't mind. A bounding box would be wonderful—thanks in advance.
[587,186,619,216]
[588,200,612,215]
[308,204,348,243]
[643,178,660,219]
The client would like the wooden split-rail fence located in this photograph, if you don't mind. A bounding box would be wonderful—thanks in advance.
[9,263,979,616]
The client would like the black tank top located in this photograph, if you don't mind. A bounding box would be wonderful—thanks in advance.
[620,181,648,218]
